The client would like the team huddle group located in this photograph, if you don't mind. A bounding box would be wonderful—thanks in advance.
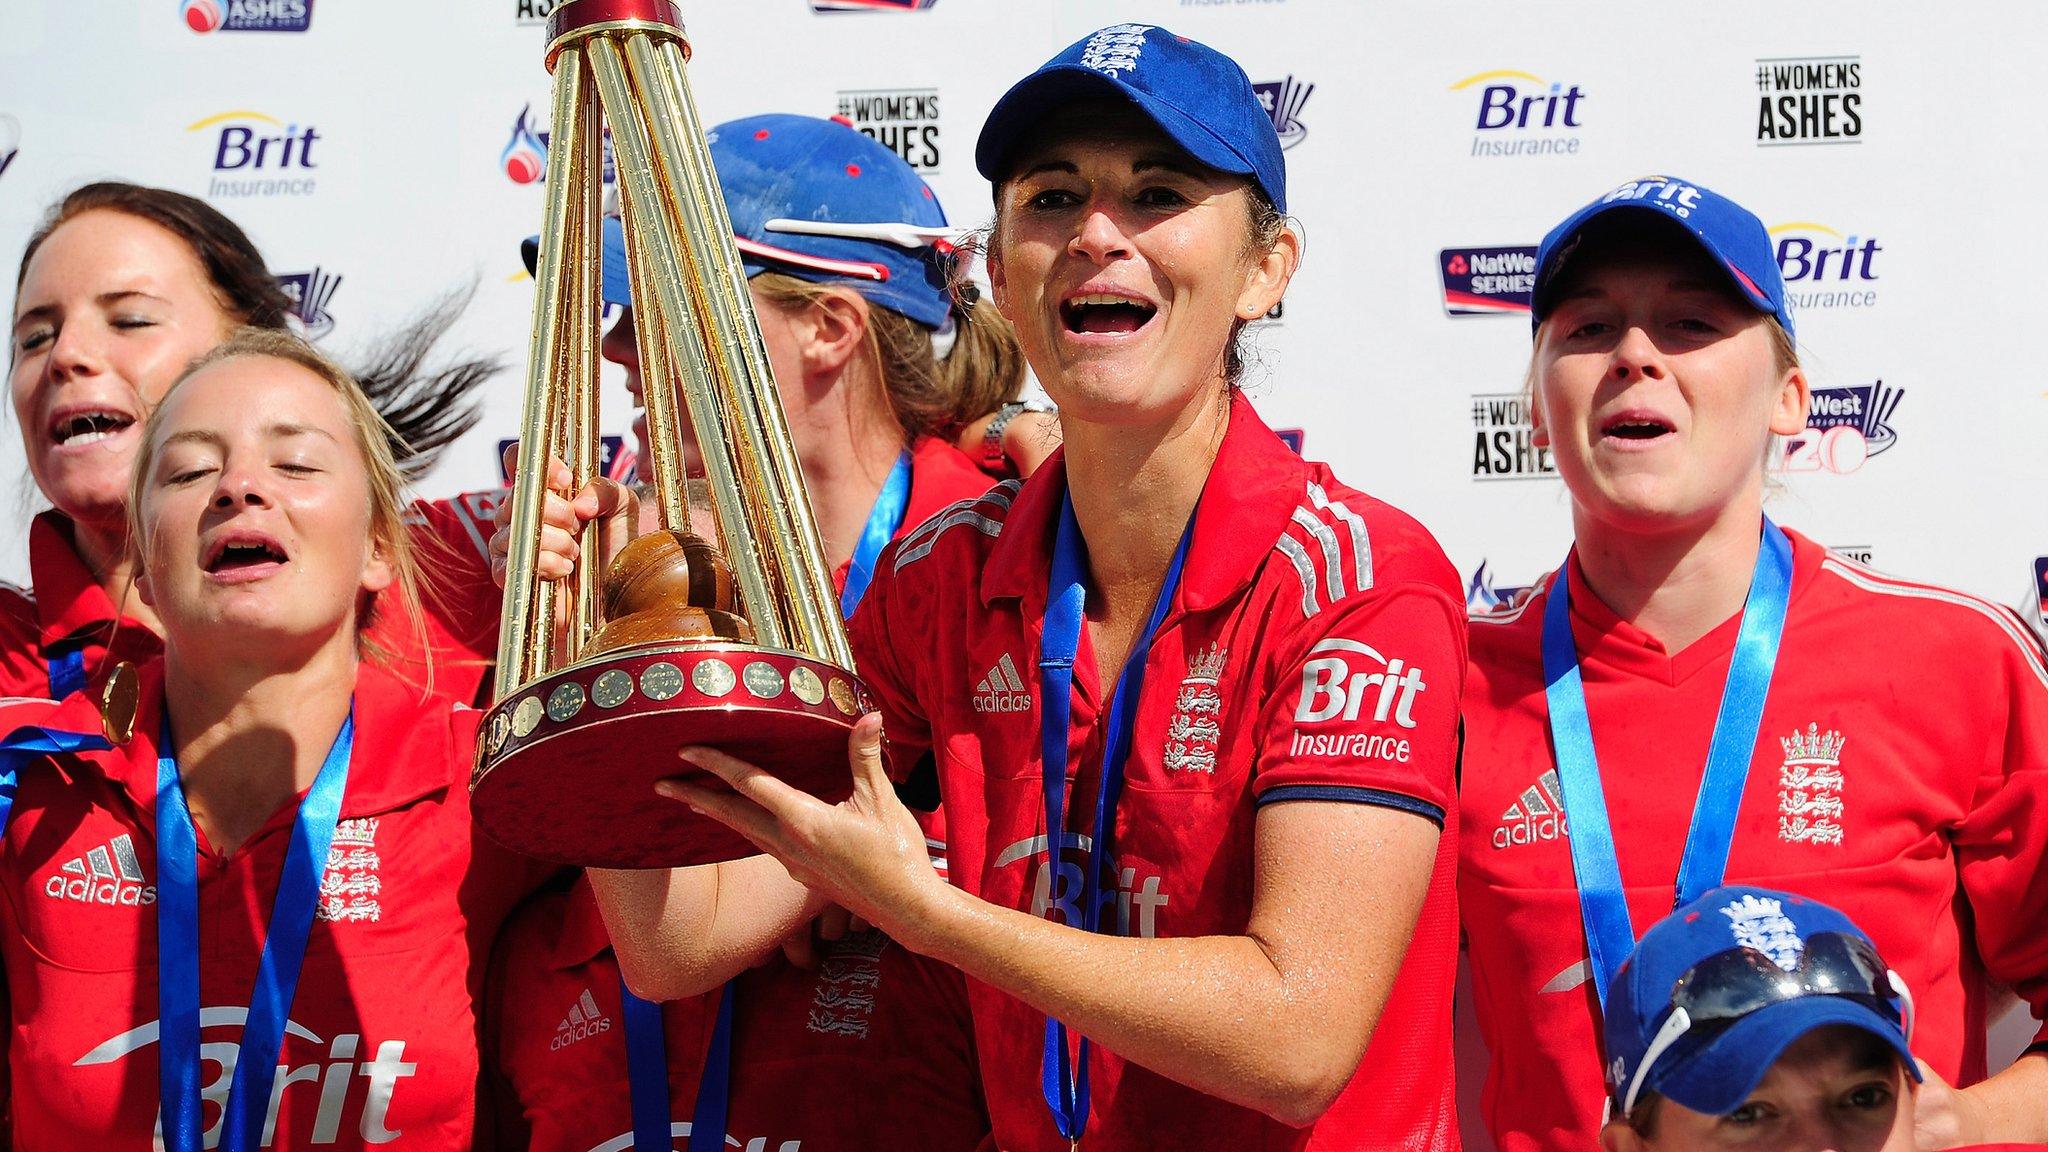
[1,21,2042,1152]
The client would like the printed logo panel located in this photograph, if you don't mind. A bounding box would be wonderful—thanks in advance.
[1440,245,1536,316]
[1755,55,1862,146]
[188,110,322,199]
[1780,380,1904,474]
[1453,69,1586,158]
[1252,75,1314,151]
[1469,392,1556,481]
[835,87,941,173]
[181,0,314,34]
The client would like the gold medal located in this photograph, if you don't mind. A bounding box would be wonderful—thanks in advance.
[98,662,138,745]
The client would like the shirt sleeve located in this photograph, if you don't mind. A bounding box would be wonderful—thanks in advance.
[404,491,508,652]
[845,556,935,784]
[1954,622,2048,1045]
[1251,580,1466,826]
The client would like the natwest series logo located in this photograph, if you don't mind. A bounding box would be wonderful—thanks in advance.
[1253,76,1314,150]
[1454,69,1585,158]
[836,88,941,173]
[1470,391,1556,481]
[75,1011,416,1144]
[501,103,616,186]
[1756,55,1862,146]
[993,834,1168,938]
[1771,221,1881,311]
[1781,380,1904,474]
[1440,246,1536,316]
[187,110,320,198]
[181,0,313,33]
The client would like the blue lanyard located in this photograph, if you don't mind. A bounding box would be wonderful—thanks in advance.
[46,646,88,700]
[1037,492,1194,1143]
[840,448,914,619]
[155,712,354,1152]
[0,722,112,841]
[619,452,907,1151]
[1541,518,1793,1010]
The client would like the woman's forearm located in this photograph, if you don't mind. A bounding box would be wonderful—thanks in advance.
[587,856,819,1001]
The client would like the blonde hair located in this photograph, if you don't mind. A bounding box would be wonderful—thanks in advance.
[127,327,427,661]
[750,272,1024,440]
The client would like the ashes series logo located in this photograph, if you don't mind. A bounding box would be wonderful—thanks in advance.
[181,0,313,33]
[187,110,321,198]
[513,0,556,25]
[501,103,616,187]
[1253,76,1314,150]
[276,267,341,339]
[835,89,941,173]
[1453,69,1586,158]
[1781,379,1903,475]
[1756,55,1861,146]
[1469,392,1556,481]
[1439,246,1537,316]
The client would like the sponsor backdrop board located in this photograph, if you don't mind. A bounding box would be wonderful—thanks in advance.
[1,2,2043,1140]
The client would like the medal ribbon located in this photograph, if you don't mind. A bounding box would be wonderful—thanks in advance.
[620,455,905,1149]
[1542,518,1793,1009]
[1038,491,1194,1142]
[156,711,354,1152]
[46,645,89,700]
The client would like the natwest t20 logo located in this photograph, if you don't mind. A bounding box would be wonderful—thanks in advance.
[1454,69,1585,158]
[187,111,320,198]
[181,0,314,33]
[1253,76,1314,150]
[74,1010,416,1144]
[1771,221,1882,311]
[1781,380,1903,474]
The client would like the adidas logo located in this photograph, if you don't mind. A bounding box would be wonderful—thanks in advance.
[550,988,611,1051]
[970,653,1032,714]
[1492,769,1569,851]
[44,833,156,906]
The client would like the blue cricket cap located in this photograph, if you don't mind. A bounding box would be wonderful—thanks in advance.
[1533,175,1793,340]
[1604,885,1918,1120]
[522,114,957,329]
[974,24,1287,213]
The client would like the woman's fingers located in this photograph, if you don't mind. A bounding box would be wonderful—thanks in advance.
[656,777,783,852]
[846,714,892,803]
[676,744,816,820]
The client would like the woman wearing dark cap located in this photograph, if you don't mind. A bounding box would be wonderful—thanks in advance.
[1458,176,2048,1152]
[539,26,1465,1152]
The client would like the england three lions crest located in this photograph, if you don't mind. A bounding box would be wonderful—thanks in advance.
[1778,723,1846,846]
[1164,644,1226,774]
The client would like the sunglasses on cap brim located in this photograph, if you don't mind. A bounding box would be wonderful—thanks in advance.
[1618,930,1915,1115]
[734,218,968,284]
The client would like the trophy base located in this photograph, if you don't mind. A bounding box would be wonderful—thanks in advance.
[471,641,873,868]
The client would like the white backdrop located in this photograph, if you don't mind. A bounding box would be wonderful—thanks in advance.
[1,1,2043,1139]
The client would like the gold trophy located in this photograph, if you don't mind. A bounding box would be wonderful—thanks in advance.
[471,0,873,868]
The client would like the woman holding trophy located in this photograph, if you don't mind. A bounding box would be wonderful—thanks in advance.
[1457,176,2048,1152]
[517,24,1466,1152]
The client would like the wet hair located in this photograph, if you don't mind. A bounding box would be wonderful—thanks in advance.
[14,182,500,477]
[128,328,425,662]
[750,271,1025,439]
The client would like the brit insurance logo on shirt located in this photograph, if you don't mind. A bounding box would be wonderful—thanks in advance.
[1769,220,1882,313]
[1439,245,1537,317]
[1288,638,1427,765]
[1778,379,1905,475]
[1468,391,1557,481]
[186,109,323,199]
[1755,54,1862,146]
[1452,69,1587,158]
[75,1014,419,1145]
[835,87,942,173]
[180,0,313,33]
[501,102,617,187]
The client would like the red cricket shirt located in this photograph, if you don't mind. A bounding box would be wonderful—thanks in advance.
[0,497,505,709]
[485,872,989,1152]
[1460,529,2048,1152]
[0,659,553,1150]
[848,393,1467,1152]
